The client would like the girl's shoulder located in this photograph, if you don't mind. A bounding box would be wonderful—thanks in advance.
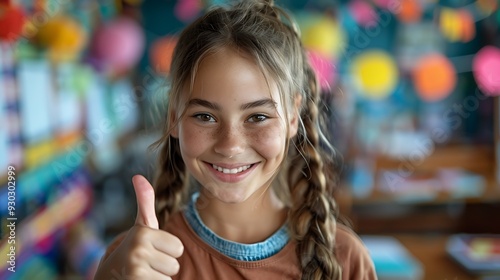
[334,224,377,279]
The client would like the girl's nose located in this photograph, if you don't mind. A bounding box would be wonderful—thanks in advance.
[213,124,245,158]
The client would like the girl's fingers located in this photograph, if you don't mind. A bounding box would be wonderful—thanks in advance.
[122,227,183,277]
[146,267,173,280]
[149,251,181,276]
[151,231,184,258]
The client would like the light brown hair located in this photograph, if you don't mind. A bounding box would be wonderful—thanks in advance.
[153,0,342,278]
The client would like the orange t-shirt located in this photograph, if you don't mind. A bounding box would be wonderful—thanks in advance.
[101,211,377,279]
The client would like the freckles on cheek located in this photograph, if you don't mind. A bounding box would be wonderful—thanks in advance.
[252,126,286,156]
[180,126,211,157]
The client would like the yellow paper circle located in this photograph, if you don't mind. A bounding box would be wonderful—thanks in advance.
[37,16,87,62]
[351,50,398,100]
[302,17,346,60]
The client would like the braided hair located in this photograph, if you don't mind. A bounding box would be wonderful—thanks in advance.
[153,1,342,278]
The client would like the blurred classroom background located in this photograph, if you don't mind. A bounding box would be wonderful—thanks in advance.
[0,0,499,279]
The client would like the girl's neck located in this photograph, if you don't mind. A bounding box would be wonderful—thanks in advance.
[196,187,287,244]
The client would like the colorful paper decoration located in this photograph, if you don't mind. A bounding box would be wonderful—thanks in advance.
[347,0,378,27]
[307,50,337,90]
[302,16,346,60]
[412,53,456,102]
[473,46,500,96]
[351,50,398,100]
[372,0,392,10]
[458,9,476,43]
[149,36,178,74]
[476,0,498,15]
[0,4,26,42]
[439,8,476,43]
[0,42,23,168]
[36,16,87,62]
[175,0,202,22]
[72,65,93,94]
[91,17,145,74]
[396,0,422,23]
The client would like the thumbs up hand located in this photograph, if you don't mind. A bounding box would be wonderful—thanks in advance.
[94,175,184,280]
[133,175,160,229]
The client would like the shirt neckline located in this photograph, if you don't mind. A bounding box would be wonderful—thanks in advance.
[183,192,290,261]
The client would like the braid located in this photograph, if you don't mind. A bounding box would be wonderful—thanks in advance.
[151,0,343,278]
[288,59,342,279]
[154,136,188,229]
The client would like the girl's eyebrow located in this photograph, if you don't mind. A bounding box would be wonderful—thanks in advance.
[187,99,220,110]
[240,98,277,110]
[187,98,277,110]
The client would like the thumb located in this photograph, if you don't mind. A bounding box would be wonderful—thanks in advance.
[133,175,159,229]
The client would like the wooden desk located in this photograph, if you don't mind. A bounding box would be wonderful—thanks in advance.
[395,234,479,280]
[351,145,500,206]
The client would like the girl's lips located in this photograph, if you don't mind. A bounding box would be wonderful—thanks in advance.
[203,161,259,183]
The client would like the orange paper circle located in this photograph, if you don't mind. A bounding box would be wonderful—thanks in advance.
[458,9,476,43]
[149,36,178,74]
[413,53,456,102]
[397,0,422,23]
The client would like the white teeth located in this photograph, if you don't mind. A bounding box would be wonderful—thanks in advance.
[212,164,252,174]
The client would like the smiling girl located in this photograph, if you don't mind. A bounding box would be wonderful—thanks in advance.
[94,0,376,279]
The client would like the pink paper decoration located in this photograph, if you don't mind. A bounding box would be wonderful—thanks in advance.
[473,46,500,96]
[347,0,378,27]
[175,0,202,22]
[307,50,337,91]
[373,0,392,10]
[91,17,145,73]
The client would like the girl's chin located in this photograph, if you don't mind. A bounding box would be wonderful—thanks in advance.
[213,191,249,204]
[202,187,251,204]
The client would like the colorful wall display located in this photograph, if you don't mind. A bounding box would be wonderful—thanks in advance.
[351,50,399,100]
[412,53,457,102]
[473,46,500,96]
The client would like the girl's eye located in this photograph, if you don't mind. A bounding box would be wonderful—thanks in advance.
[194,114,216,122]
[247,114,268,123]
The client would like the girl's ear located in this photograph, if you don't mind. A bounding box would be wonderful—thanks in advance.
[170,111,179,138]
[288,94,302,138]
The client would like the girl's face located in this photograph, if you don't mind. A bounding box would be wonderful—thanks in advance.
[171,47,298,204]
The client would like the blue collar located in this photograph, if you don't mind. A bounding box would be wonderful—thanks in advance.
[184,192,290,261]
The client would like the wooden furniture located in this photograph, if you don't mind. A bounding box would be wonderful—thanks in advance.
[353,144,498,205]
[395,234,480,280]
[347,144,500,234]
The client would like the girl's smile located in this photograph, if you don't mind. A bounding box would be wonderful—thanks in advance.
[204,161,259,183]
